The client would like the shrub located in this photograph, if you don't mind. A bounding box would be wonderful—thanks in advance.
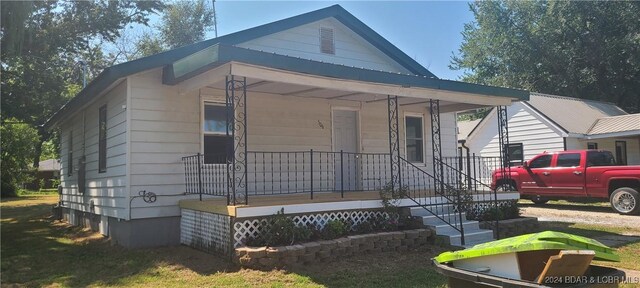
[466,200,520,221]
[321,219,349,240]
[245,208,312,247]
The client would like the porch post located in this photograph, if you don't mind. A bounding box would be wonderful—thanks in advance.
[496,105,510,239]
[429,100,444,194]
[226,75,248,205]
[387,95,401,191]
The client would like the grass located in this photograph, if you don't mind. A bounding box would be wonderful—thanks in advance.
[1,195,447,287]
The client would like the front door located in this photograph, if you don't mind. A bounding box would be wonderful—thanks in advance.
[333,110,359,191]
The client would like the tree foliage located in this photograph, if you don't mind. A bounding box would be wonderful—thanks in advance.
[451,1,640,113]
[130,0,216,58]
[1,1,163,169]
[1,121,39,197]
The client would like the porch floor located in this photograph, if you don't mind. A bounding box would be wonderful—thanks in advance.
[179,191,383,216]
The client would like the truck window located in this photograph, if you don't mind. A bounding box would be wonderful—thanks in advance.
[529,155,552,168]
[587,151,616,167]
[557,153,581,167]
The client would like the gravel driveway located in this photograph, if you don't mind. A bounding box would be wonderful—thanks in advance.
[519,202,640,231]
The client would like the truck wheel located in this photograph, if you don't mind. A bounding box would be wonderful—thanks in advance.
[531,197,548,205]
[496,183,516,193]
[610,187,640,215]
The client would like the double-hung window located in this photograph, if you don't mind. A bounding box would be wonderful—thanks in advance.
[203,103,233,164]
[98,105,107,173]
[405,116,424,163]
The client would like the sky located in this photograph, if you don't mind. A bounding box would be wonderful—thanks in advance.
[195,1,475,80]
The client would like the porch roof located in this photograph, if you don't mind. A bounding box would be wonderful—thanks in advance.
[168,45,528,110]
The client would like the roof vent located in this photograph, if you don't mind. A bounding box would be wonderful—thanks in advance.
[319,27,335,55]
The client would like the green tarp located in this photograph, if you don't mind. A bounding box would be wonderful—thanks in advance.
[435,231,620,263]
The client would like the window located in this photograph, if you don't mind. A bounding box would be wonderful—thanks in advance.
[587,142,598,150]
[615,141,627,165]
[529,155,552,169]
[68,131,73,176]
[98,105,107,173]
[319,27,335,54]
[405,116,423,163]
[504,143,524,166]
[587,151,616,167]
[557,153,581,167]
[204,104,233,164]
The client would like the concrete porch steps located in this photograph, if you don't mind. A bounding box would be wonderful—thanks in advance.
[409,205,494,248]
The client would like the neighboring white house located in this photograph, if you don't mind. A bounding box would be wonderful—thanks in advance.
[45,5,527,248]
[462,93,640,165]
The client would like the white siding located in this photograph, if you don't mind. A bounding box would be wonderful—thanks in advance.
[566,137,640,165]
[467,102,565,161]
[59,81,128,219]
[128,69,202,219]
[237,18,411,74]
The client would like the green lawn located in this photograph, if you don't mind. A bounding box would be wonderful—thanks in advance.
[1,195,447,287]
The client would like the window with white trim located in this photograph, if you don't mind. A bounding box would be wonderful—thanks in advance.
[405,116,424,163]
[204,103,233,164]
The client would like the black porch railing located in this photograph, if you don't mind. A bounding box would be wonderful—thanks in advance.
[442,155,502,190]
[182,151,391,200]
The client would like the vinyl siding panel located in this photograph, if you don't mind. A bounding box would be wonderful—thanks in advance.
[237,18,411,74]
[467,102,565,161]
[59,80,128,219]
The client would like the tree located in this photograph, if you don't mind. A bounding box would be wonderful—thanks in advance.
[451,1,640,113]
[1,120,40,197]
[159,0,215,49]
[1,1,163,168]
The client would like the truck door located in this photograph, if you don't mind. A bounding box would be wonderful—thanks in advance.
[551,152,586,196]
[521,154,553,194]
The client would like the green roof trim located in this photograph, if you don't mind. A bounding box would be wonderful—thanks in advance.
[163,44,529,100]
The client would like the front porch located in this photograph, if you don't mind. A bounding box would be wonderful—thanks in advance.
[167,45,527,249]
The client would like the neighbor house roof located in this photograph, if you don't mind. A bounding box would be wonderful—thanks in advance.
[44,4,529,129]
[525,93,627,134]
[38,159,60,172]
[457,119,481,141]
[587,114,640,136]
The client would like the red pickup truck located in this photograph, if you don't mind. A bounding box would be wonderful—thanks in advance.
[492,150,640,215]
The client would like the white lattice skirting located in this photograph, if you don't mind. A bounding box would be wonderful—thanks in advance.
[181,209,231,255]
[233,210,387,247]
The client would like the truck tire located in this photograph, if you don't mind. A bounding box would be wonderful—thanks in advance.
[610,187,640,215]
[531,196,548,205]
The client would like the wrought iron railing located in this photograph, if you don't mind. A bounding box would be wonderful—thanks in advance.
[399,157,466,244]
[182,151,390,200]
[442,155,502,189]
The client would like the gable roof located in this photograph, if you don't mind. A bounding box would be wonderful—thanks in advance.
[457,119,481,141]
[587,114,640,136]
[525,93,627,134]
[45,4,523,129]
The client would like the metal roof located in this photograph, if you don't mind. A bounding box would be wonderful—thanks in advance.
[526,93,627,134]
[588,114,640,135]
[457,119,481,141]
[44,5,436,129]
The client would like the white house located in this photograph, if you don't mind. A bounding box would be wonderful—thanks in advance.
[45,5,527,249]
[463,93,640,166]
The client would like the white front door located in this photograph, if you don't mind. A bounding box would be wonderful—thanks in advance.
[333,110,359,191]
